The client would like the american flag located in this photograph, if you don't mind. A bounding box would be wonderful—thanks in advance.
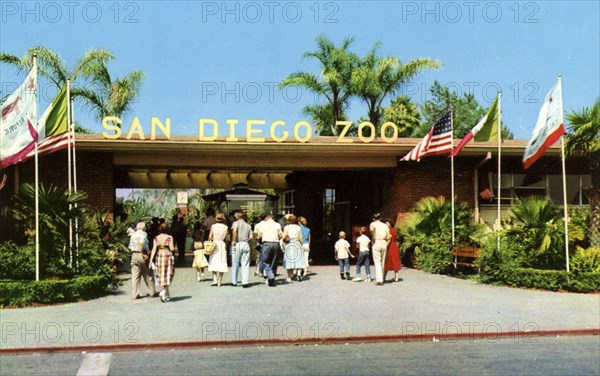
[401,110,453,161]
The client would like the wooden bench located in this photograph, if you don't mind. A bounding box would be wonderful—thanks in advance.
[442,246,481,274]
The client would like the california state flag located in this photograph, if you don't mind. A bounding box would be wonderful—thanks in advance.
[451,95,499,156]
[0,65,38,168]
[523,78,564,169]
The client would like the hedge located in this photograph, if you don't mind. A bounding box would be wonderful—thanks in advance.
[484,267,600,293]
[0,275,111,307]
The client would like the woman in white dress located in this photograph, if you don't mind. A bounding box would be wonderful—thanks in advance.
[208,212,229,286]
[282,214,306,281]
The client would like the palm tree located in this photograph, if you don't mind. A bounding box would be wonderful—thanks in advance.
[279,35,357,135]
[352,44,440,128]
[565,99,600,247]
[13,183,87,278]
[73,60,144,120]
[0,46,112,89]
[506,197,585,269]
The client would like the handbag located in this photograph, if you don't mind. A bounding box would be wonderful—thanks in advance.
[204,241,216,255]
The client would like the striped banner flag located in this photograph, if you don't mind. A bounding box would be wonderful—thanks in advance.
[401,110,453,161]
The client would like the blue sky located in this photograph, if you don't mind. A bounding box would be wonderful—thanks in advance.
[1,0,598,140]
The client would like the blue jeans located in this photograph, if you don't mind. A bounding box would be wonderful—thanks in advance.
[260,242,280,280]
[355,251,371,278]
[338,258,350,273]
[231,242,250,285]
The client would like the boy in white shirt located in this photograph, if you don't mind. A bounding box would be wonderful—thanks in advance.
[334,231,354,280]
[353,227,372,282]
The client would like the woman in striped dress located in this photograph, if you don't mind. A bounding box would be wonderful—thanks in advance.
[208,212,229,286]
[149,223,175,302]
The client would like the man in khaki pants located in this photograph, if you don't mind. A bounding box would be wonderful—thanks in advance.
[370,213,391,286]
[128,222,156,299]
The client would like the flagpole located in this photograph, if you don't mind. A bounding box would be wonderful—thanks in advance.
[497,92,502,253]
[450,107,455,246]
[450,106,457,270]
[32,55,40,281]
[558,75,570,272]
[66,79,73,267]
[71,96,79,268]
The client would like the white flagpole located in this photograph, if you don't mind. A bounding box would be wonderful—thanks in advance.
[497,92,502,253]
[450,107,455,246]
[33,55,40,281]
[558,75,570,272]
[450,107,456,270]
[66,80,73,267]
[71,96,79,267]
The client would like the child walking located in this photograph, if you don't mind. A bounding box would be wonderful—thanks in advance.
[334,231,354,280]
[353,227,372,282]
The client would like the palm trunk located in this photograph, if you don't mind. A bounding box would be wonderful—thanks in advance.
[588,150,600,248]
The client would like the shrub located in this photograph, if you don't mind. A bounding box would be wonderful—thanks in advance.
[0,242,35,280]
[399,196,484,273]
[571,247,600,273]
[483,267,600,293]
[0,275,112,307]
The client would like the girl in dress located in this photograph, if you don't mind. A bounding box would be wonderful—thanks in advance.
[191,222,208,281]
[149,223,175,302]
[208,212,229,286]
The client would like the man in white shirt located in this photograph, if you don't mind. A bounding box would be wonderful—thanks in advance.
[257,214,282,286]
[128,222,156,298]
[370,213,391,285]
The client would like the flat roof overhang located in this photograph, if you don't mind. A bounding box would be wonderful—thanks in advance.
[75,134,552,170]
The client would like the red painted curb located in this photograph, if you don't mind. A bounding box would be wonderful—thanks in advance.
[1,328,598,354]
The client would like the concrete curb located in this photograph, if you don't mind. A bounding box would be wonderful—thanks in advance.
[1,328,598,354]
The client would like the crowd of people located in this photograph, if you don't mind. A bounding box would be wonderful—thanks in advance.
[127,210,401,302]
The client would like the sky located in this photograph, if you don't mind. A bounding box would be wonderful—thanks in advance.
[1,0,599,140]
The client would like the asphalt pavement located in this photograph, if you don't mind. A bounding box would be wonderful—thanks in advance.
[1,263,599,351]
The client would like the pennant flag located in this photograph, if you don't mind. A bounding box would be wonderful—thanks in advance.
[523,79,564,169]
[401,111,453,161]
[0,65,38,168]
[24,86,69,160]
[451,95,499,156]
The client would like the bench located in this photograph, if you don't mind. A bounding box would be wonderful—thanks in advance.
[441,246,481,274]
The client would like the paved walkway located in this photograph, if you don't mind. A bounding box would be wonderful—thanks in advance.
[1,266,598,350]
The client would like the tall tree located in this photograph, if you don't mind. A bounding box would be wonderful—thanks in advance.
[0,46,112,90]
[72,60,144,120]
[565,99,600,247]
[279,35,357,136]
[420,81,513,139]
[352,43,440,128]
[383,95,422,137]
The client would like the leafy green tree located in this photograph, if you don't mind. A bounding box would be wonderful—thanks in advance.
[383,95,422,136]
[565,99,600,248]
[419,81,513,139]
[352,43,440,129]
[279,35,357,135]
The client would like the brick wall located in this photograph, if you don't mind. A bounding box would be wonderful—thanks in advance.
[76,152,115,215]
[383,157,475,224]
